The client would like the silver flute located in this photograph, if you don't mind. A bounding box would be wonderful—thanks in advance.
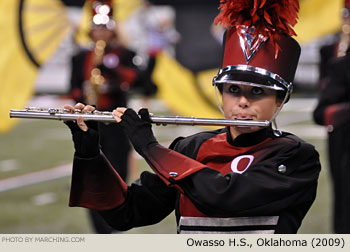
[9,107,270,127]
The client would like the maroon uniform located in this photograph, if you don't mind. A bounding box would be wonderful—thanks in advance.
[69,126,320,233]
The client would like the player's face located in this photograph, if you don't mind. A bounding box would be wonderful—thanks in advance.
[90,28,115,43]
[222,83,282,138]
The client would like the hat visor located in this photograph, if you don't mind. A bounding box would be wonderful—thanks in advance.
[213,65,291,92]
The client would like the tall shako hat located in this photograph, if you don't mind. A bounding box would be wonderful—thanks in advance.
[213,0,301,98]
[90,0,116,30]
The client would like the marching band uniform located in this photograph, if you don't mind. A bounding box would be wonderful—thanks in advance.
[69,125,320,233]
[70,0,157,184]
[66,0,321,234]
[70,44,137,179]
[69,0,156,233]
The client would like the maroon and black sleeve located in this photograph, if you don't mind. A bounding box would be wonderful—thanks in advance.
[98,171,177,231]
[69,151,177,231]
[69,152,128,210]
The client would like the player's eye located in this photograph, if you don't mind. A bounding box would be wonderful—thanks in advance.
[228,85,240,94]
[251,87,264,95]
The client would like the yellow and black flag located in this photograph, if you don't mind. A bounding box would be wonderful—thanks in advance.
[0,0,71,133]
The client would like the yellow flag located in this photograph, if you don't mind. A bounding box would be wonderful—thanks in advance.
[0,0,71,133]
[152,52,223,121]
[295,0,343,43]
[0,0,37,133]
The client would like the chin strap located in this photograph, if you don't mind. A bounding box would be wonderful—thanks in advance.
[269,86,292,130]
[214,83,225,115]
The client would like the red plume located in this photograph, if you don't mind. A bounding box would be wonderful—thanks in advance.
[214,0,300,56]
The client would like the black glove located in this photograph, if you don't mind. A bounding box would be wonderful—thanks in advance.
[118,108,158,154]
[64,120,100,158]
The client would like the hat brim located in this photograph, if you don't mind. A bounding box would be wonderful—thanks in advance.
[213,65,292,92]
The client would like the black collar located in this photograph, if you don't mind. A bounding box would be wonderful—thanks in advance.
[226,126,273,147]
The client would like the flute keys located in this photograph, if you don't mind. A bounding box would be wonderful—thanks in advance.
[48,108,60,114]
[25,107,46,112]
[92,110,112,115]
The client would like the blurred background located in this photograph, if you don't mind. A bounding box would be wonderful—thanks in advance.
[0,0,346,233]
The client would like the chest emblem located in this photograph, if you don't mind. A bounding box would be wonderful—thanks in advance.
[231,155,254,174]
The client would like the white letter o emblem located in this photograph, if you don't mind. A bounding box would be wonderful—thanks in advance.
[231,155,254,174]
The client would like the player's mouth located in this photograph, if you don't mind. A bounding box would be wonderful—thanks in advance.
[234,115,254,120]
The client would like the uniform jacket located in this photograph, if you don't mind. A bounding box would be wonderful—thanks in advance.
[69,126,321,234]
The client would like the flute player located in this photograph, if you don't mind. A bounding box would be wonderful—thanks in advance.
[64,0,321,233]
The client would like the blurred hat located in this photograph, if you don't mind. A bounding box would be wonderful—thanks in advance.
[343,0,350,18]
[213,0,301,95]
[345,0,350,9]
[90,0,116,30]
